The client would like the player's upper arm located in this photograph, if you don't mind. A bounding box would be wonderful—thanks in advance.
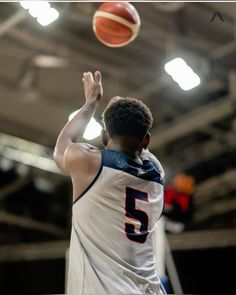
[54,143,99,175]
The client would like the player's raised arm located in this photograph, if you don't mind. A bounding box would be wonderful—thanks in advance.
[53,71,103,173]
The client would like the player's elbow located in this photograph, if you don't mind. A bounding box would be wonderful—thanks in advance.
[53,149,60,164]
[53,148,66,173]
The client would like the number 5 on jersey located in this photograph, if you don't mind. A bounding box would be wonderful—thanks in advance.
[125,187,149,243]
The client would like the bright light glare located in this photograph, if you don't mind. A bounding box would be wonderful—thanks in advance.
[20,1,32,9]
[179,73,201,91]
[164,58,186,75]
[164,57,200,91]
[69,110,102,141]
[28,2,50,18]
[37,8,59,26]
[20,1,50,11]
[83,118,103,140]
[20,1,59,26]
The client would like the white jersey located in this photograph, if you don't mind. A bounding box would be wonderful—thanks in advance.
[68,149,166,295]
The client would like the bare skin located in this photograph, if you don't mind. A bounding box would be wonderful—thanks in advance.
[53,71,156,201]
[54,71,103,200]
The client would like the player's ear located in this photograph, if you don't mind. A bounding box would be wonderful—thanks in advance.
[101,129,109,146]
[142,133,150,149]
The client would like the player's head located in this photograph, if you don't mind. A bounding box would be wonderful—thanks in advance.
[102,96,153,150]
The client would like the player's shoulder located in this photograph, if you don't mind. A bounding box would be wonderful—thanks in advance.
[142,149,165,178]
[66,142,100,155]
[64,142,101,172]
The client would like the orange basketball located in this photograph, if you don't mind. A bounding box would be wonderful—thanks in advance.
[93,2,141,48]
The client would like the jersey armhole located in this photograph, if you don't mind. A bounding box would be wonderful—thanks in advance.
[73,151,103,205]
[157,186,165,221]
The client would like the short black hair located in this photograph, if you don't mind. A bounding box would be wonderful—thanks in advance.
[102,97,153,139]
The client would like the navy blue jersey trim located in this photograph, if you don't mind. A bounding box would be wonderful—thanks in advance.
[102,149,164,185]
[73,156,103,205]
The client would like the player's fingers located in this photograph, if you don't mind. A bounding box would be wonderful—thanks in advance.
[86,71,94,82]
[83,72,90,79]
[95,71,101,83]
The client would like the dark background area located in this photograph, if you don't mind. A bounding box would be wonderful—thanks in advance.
[0,259,65,294]
[174,247,236,294]
[1,248,235,294]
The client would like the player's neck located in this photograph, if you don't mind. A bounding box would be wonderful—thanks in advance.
[107,139,142,162]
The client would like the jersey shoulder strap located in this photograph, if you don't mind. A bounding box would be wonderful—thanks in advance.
[101,149,163,185]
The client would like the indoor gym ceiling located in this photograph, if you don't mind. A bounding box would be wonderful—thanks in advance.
[0,1,236,242]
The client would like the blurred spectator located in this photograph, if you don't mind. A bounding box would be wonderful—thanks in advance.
[163,174,195,233]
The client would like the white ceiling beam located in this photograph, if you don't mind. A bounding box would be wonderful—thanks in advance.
[0,240,69,262]
[0,210,65,237]
[195,169,236,205]
[0,10,27,38]
[167,228,236,250]
[150,95,234,150]
[0,132,62,175]
[195,197,236,222]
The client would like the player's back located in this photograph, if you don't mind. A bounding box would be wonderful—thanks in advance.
[68,148,165,295]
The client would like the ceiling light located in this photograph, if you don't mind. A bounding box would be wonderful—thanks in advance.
[20,1,59,26]
[37,8,59,26]
[69,110,102,141]
[164,57,200,91]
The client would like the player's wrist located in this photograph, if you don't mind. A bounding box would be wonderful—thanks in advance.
[86,95,100,103]
[83,99,99,114]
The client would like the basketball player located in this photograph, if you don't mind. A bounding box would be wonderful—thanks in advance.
[54,71,166,295]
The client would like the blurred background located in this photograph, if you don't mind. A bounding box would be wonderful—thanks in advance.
[0,1,235,294]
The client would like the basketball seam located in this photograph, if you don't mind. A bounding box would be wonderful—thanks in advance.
[93,11,140,34]
[93,24,137,47]
[94,33,136,48]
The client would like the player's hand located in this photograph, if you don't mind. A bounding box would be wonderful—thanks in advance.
[82,71,103,103]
